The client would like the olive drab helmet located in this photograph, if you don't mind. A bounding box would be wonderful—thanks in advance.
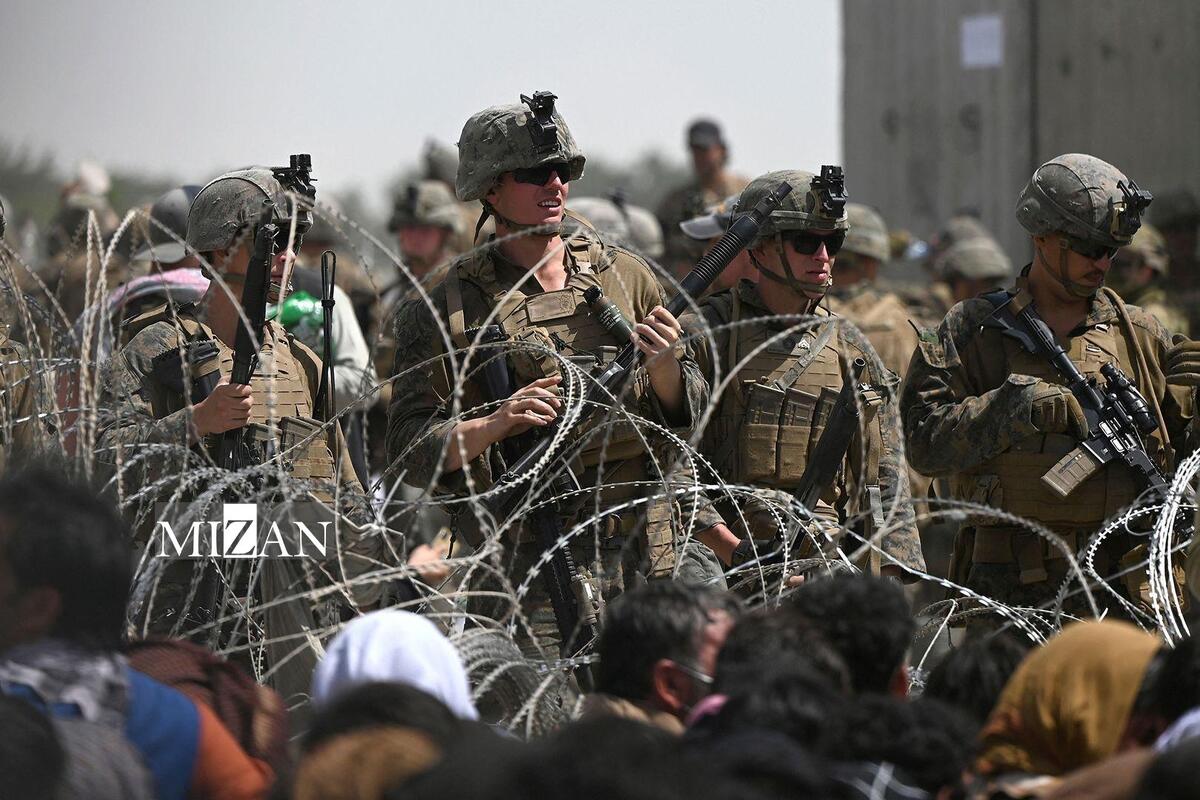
[939,237,1013,282]
[1016,153,1151,297]
[387,180,464,235]
[733,166,848,294]
[455,90,586,204]
[186,164,314,255]
[1119,223,1169,275]
[842,203,889,263]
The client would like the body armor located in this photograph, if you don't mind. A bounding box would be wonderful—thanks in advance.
[953,318,1166,531]
[439,232,677,574]
[701,283,886,545]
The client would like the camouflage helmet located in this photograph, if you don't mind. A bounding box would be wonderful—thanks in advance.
[1015,153,1152,248]
[621,203,664,260]
[388,180,464,234]
[423,140,460,187]
[1118,223,1169,274]
[734,167,848,244]
[939,237,1013,281]
[566,197,632,243]
[187,168,307,253]
[843,203,889,262]
[455,91,585,202]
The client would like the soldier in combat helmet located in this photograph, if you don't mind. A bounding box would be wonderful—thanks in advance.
[902,153,1200,621]
[680,169,926,579]
[387,91,740,653]
[96,163,381,707]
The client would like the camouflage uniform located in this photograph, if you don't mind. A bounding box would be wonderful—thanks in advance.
[681,171,925,576]
[827,204,919,381]
[96,167,377,710]
[658,172,749,275]
[1110,225,1189,337]
[902,154,1193,617]
[388,93,721,652]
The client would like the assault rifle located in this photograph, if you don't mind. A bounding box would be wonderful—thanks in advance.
[787,357,868,550]
[470,180,792,677]
[491,180,795,511]
[215,154,316,472]
[471,322,601,689]
[982,290,1185,525]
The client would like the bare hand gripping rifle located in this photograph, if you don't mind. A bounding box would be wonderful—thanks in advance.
[216,154,316,472]
[471,181,794,682]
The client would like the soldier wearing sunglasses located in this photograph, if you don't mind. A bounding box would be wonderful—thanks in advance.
[902,153,1200,619]
[387,91,737,651]
[680,168,926,579]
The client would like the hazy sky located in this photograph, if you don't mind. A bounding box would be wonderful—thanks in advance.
[1,0,841,213]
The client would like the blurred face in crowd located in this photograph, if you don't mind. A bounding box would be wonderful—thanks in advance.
[690,143,727,184]
[831,253,880,288]
[655,608,734,718]
[1107,251,1155,294]
[486,165,570,230]
[398,224,449,263]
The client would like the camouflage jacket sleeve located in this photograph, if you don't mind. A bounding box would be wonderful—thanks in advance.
[385,294,497,493]
[94,323,196,465]
[868,368,926,572]
[900,299,1043,477]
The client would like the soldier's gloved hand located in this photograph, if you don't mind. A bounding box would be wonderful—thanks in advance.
[192,377,253,437]
[730,537,783,568]
[1165,335,1200,386]
[1029,380,1089,439]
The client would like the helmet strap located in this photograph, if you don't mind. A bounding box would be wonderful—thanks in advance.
[1043,236,1098,299]
[479,200,560,238]
[749,238,832,297]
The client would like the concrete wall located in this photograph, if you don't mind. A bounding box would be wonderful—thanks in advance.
[842,0,1200,265]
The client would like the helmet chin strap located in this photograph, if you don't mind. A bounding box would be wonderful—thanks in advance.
[1040,237,1098,299]
[479,201,560,239]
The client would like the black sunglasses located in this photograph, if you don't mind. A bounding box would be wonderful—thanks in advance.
[1066,237,1120,261]
[513,162,572,186]
[783,230,846,256]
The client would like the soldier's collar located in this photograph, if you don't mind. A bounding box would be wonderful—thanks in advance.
[1013,267,1118,326]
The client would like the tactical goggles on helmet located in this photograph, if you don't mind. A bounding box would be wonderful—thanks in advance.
[783,230,845,256]
[1065,236,1119,262]
[512,161,572,187]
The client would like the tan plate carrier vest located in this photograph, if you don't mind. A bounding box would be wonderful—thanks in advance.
[708,290,885,541]
[441,238,676,574]
[126,304,338,487]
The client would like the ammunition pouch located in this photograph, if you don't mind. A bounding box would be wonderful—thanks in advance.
[1119,543,1189,613]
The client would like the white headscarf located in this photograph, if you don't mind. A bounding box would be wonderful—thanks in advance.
[311,610,478,720]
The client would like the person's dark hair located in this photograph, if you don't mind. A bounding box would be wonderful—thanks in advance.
[815,695,976,797]
[0,695,66,799]
[0,464,132,651]
[1134,736,1200,800]
[714,605,850,696]
[684,727,832,800]
[1128,634,1199,745]
[596,581,741,701]
[922,630,1031,726]
[786,574,914,694]
[702,663,845,751]
[399,717,745,800]
[302,681,465,753]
